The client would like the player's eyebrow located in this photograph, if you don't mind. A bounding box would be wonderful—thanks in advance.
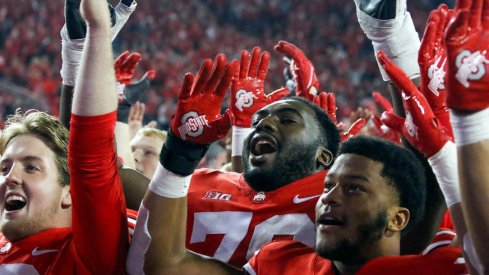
[326,173,370,183]
[275,107,303,118]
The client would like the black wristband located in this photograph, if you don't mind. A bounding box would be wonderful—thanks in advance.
[159,130,209,176]
[117,100,131,123]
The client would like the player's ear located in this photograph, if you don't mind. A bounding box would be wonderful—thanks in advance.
[385,206,410,236]
[61,186,72,209]
[316,147,333,169]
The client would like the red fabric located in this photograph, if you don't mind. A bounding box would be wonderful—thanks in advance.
[0,112,128,274]
[247,230,467,275]
[186,169,327,268]
[69,112,128,274]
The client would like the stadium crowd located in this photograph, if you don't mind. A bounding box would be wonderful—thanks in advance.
[1,0,450,126]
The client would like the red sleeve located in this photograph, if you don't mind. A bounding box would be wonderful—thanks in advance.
[69,112,128,274]
[244,240,333,275]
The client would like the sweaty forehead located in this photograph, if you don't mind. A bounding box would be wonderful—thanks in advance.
[256,99,316,118]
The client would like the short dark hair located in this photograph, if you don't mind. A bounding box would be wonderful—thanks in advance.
[286,96,340,159]
[338,136,426,235]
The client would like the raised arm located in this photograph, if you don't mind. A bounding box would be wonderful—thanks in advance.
[353,0,448,254]
[377,51,480,273]
[68,0,128,273]
[445,0,489,272]
[127,55,242,274]
[60,0,137,126]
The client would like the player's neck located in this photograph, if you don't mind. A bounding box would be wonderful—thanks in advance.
[333,239,400,274]
[333,261,364,275]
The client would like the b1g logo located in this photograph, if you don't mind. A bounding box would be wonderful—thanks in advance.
[235,89,257,112]
[427,56,446,96]
[178,111,209,139]
[455,50,489,88]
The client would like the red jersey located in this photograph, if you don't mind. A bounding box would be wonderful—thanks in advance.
[186,169,327,268]
[0,112,128,274]
[245,230,467,275]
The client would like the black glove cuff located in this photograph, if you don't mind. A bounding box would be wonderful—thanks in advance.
[359,0,397,20]
[117,100,131,123]
[159,130,209,176]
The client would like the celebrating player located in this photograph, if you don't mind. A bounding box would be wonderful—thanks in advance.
[126,46,341,272]
[246,136,467,274]
[0,0,130,272]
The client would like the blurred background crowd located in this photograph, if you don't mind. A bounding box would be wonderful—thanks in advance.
[0,0,452,129]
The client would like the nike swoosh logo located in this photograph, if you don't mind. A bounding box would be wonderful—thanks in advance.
[293,194,321,204]
[32,247,59,256]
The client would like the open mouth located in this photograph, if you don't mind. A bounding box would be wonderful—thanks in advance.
[5,195,27,212]
[317,214,345,227]
[250,134,278,156]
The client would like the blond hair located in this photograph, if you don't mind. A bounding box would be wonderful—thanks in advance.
[135,127,167,141]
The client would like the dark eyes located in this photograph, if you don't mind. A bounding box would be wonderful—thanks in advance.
[25,164,40,173]
[0,164,40,175]
[323,182,365,194]
[323,182,335,192]
[348,185,363,193]
[144,150,158,157]
[250,117,298,127]
[0,165,10,175]
[280,117,298,124]
[251,119,260,128]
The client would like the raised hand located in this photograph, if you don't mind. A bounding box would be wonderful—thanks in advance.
[371,115,401,145]
[80,0,112,28]
[172,54,238,144]
[445,0,489,111]
[371,92,402,144]
[312,92,366,141]
[114,51,142,85]
[61,0,136,87]
[340,118,367,141]
[123,70,156,102]
[419,4,454,136]
[312,92,337,124]
[230,47,289,128]
[353,0,420,81]
[354,0,402,20]
[378,51,451,158]
[128,101,145,138]
[113,51,155,123]
[274,40,319,101]
[372,91,394,113]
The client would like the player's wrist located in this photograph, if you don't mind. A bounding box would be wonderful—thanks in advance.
[232,126,252,157]
[357,8,420,81]
[60,26,84,86]
[149,163,192,198]
[427,141,461,207]
[450,108,489,146]
[159,129,209,176]
[111,1,137,40]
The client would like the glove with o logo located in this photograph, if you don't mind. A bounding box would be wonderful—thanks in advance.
[230,47,289,128]
[160,54,238,176]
